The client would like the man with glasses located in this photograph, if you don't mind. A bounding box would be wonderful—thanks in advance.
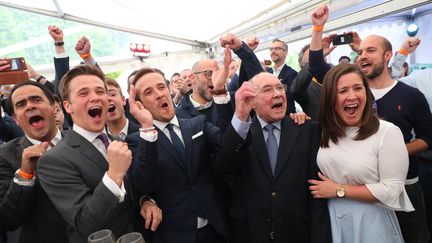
[176,59,232,134]
[220,34,298,114]
[215,72,331,243]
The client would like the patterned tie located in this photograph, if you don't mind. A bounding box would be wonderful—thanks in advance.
[166,123,185,163]
[264,124,278,175]
[97,133,110,149]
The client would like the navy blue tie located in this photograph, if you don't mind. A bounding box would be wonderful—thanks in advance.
[97,133,110,149]
[264,124,278,175]
[166,124,185,163]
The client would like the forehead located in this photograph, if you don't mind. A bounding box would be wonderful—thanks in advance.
[253,73,281,87]
[337,72,363,87]
[196,60,215,70]
[136,72,166,90]
[107,84,120,91]
[181,70,192,76]
[359,36,383,50]
[271,41,285,48]
[69,75,105,91]
[12,85,46,103]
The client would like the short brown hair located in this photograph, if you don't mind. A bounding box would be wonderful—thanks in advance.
[272,39,288,51]
[105,78,123,96]
[318,64,379,147]
[60,65,106,101]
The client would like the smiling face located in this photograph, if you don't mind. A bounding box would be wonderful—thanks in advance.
[270,40,288,65]
[63,75,108,132]
[357,36,392,80]
[192,59,215,102]
[252,73,287,123]
[135,72,175,122]
[11,85,57,141]
[335,72,367,126]
[107,84,126,122]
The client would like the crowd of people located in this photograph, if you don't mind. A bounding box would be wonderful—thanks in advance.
[0,4,431,243]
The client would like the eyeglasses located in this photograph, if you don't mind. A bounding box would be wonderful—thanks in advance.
[258,84,287,95]
[194,70,213,79]
[269,47,286,52]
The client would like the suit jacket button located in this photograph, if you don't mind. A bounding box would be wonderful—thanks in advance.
[271,192,277,198]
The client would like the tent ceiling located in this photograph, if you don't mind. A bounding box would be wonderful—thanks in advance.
[0,0,310,47]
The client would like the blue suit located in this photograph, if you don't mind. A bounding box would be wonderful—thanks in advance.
[129,115,229,243]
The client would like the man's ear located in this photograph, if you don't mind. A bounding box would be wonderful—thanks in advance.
[63,100,72,114]
[121,96,126,106]
[384,50,393,63]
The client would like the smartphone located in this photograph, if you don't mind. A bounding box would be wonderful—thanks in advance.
[332,33,354,45]
[2,57,27,72]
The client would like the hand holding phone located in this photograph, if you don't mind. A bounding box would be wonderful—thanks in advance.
[332,33,354,45]
[0,57,28,85]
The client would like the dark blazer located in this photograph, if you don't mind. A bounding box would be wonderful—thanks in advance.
[216,116,331,243]
[233,42,297,114]
[0,113,24,143]
[0,136,68,243]
[290,63,321,121]
[129,115,229,243]
[175,92,233,136]
[37,130,136,242]
[127,120,140,135]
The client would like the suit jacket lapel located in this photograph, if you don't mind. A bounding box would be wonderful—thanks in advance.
[66,130,108,172]
[250,117,273,182]
[278,64,288,80]
[273,117,300,181]
[156,126,187,171]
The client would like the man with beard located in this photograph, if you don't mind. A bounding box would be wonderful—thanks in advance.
[37,65,150,241]
[0,81,68,242]
[310,5,432,242]
[106,78,139,140]
[176,55,233,134]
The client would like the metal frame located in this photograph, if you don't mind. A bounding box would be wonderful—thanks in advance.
[0,1,209,49]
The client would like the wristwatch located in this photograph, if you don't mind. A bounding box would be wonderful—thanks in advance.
[336,184,346,198]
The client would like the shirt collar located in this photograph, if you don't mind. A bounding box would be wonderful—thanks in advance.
[108,119,129,140]
[26,129,62,146]
[153,115,180,131]
[257,116,281,131]
[73,124,108,143]
[189,94,213,110]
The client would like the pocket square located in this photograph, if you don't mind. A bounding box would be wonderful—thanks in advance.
[192,131,204,139]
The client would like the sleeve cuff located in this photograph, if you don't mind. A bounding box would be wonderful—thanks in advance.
[231,114,251,139]
[140,130,158,142]
[54,52,68,59]
[213,92,231,104]
[102,172,126,203]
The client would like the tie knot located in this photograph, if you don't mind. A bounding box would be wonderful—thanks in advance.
[97,133,110,149]
[264,124,275,133]
[166,123,175,132]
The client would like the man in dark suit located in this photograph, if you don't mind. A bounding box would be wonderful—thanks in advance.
[0,81,68,242]
[105,78,139,139]
[176,57,233,135]
[220,34,297,114]
[216,72,331,243]
[37,65,146,242]
[127,67,229,243]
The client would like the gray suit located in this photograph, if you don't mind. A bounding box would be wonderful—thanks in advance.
[37,130,136,242]
[0,136,68,243]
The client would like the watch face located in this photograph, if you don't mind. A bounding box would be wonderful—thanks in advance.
[336,188,345,198]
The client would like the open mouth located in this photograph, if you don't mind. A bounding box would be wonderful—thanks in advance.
[360,62,372,71]
[29,115,44,128]
[271,102,283,109]
[88,106,102,119]
[108,104,116,113]
[161,102,169,108]
[344,104,358,116]
[208,84,214,90]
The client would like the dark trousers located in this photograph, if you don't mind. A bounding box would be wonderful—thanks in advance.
[396,181,430,243]
[196,225,227,243]
[418,153,432,243]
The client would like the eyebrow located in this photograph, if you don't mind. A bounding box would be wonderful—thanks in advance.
[14,95,43,107]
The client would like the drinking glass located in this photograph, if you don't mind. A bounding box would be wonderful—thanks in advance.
[116,232,145,243]
[88,229,116,243]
